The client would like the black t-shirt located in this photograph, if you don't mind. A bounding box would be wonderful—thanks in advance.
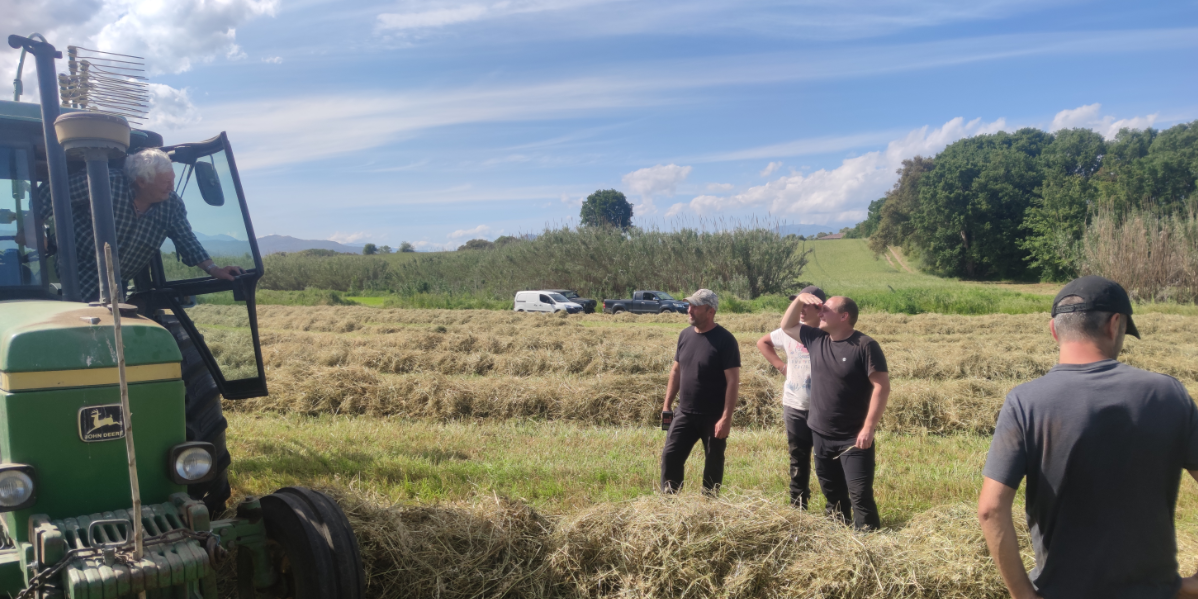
[796,325,887,439]
[674,324,741,414]
[984,360,1198,599]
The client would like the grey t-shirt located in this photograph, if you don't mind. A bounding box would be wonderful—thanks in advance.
[984,360,1198,599]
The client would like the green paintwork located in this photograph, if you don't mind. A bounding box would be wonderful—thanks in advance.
[0,550,21,595]
[0,380,186,543]
[0,300,181,372]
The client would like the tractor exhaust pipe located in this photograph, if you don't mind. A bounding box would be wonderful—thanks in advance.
[53,110,130,303]
[6,34,82,301]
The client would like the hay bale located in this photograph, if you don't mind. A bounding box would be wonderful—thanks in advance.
[318,490,1025,599]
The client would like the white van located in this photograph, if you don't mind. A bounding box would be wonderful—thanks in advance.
[514,290,584,314]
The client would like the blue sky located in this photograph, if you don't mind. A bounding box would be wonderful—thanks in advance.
[9,0,1198,249]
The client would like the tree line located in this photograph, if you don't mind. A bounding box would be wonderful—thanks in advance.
[262,221,811,301]
[845,122,1198,284]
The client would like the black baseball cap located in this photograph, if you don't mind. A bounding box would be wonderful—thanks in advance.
[1052,275,1140,339]
[789,286,827,302]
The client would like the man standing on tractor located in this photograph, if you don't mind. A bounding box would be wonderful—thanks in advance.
[37,147,243,301]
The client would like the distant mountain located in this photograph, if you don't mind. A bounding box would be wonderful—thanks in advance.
[164,234,373,256]
[776,224,840,238]
[193,232,243,243]
[256,235,362,255]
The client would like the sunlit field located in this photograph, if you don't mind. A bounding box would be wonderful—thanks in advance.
[206,303,1198,598]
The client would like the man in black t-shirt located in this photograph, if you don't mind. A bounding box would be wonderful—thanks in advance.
[661,288,742,495]
[980,277,1198,599]
[782,292,889,530]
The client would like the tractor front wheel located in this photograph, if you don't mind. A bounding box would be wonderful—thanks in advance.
[260,487,365,599]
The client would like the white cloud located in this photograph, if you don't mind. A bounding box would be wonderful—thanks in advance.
[145,84,201,130]
[329,231,371,244]
[378,4,490,30]
[377,0,608,32]
[684,116,1007,221]
[263,56,283,64]
[759,161,782,177]
[706,182,734,192]
[622,164,691,217]
[622,164,692,198]
[1050,103,1159,140]
[665,202,687,217]
[560,193,585,206]
[4,0,276,126]
[448,224,492,239]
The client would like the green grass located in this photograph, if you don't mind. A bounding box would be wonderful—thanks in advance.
[198,288,357,306]
[226,413,1198,533]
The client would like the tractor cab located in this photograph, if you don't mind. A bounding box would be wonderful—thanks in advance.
[0,100,268,400]
[0,34,365,598]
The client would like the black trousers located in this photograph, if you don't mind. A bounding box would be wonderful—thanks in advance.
[660,411,726,494]
[812,432,880,531]
[783,407,813,509]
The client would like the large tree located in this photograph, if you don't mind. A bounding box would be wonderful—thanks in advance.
[868,156,934,256]
[912,129,1049,280]
[1019,128,1107,281]
[580,189,634,229]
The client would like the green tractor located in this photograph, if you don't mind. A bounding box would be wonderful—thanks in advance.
[0,35,366,597]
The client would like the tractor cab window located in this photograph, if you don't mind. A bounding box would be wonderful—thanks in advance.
[143,133,267,399]
[0,146,46,293]
[163,148,257,282]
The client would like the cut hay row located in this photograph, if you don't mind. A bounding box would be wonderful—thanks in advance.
[202,306,1198,432]
[235,367,1030,434]
[336,490,1024,599]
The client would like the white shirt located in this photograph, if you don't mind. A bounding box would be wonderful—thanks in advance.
[769,328,812,411]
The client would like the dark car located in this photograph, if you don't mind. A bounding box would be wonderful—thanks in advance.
[547,289,597,314]
[603,291,688,314]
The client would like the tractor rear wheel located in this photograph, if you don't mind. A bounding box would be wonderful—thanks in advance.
[157,313,232,516]
[260,487,365,599]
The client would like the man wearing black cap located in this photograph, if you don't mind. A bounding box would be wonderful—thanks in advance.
[979,276,1198,599]
[757,285,826,508]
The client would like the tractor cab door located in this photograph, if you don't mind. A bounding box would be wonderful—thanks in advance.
[137,132,267,399]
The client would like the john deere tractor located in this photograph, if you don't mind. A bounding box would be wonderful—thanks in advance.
[0,34,366,598]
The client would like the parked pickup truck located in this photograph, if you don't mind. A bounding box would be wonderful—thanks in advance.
[603,291,689,314]
[547,289,597,314]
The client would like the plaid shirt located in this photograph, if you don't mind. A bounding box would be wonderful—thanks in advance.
[38,169,210,301]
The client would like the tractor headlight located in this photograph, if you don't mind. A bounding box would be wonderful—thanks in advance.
[0,465,36,511]
[168,442,217,484]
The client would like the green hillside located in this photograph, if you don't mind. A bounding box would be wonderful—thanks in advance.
[800,239,1055,314]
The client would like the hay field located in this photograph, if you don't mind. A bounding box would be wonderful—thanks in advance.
[204,305,1198,431]
[207,305,1198,598]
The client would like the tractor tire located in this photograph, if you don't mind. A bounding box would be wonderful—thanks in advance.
[156,313,231,517]
[260,488,365,599]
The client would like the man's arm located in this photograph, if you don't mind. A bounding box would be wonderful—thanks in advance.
[165,195,242,280]
[1179,471,1198,598]
[856,370,889,449]
[781,293,822,341]
[979,477,1041,599]
[756,334,786,375]
[663,361,681,412]
[714,367,740,439]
